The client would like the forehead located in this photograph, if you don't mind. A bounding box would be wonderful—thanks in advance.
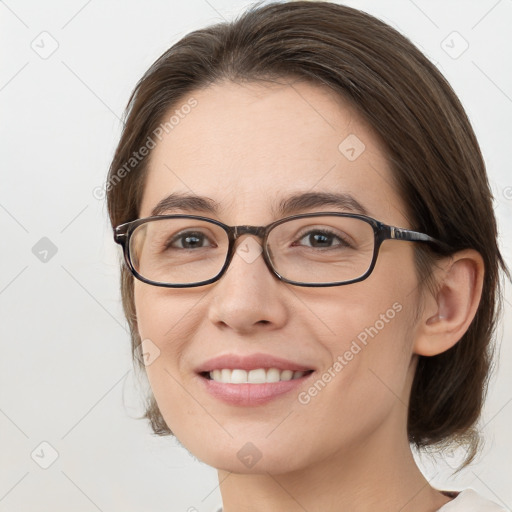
[139,79,406,225]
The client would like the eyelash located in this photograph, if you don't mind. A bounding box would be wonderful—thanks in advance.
[293,228,352,249]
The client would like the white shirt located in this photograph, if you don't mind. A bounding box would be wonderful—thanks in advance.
[437,488,509,511]
[215,488,510,512]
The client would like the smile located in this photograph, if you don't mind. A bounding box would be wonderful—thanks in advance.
[204,368,313,384]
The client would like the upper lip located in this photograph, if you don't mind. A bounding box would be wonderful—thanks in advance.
[195,353,314,373]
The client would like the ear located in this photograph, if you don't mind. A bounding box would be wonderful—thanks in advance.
[413,249,485,357]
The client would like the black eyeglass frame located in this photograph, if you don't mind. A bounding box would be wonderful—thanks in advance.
[114,212,451,288]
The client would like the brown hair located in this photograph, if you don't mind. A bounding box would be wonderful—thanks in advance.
[106,1,508,469]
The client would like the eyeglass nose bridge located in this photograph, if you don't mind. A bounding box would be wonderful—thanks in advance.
[221,223,284,286]
[232,225,267,240]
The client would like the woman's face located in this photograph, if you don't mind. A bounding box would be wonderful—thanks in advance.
[135,79,424,473]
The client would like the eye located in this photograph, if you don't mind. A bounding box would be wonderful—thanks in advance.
[167,230,215,250]
[294,229,351,249]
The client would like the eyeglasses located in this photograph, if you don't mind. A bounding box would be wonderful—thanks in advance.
[114,212,450,288]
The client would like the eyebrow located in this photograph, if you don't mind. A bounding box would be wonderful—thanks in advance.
[150,191,368,218]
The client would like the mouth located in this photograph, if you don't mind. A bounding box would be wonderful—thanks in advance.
[195,353,315,406]
[200,368,314,384]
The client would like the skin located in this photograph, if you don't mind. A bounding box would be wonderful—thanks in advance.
[134,79,484,512]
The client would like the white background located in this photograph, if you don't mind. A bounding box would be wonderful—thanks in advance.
[1,1,511,511]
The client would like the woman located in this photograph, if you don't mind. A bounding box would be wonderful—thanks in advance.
[106,2,509,510]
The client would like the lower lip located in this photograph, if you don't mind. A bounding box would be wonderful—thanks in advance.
[198,373,314,406]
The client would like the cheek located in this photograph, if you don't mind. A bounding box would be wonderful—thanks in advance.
[133,285,208,434]
[133,284,199,391]
[292,298,415,462]
[310,290,412,397]
[311,246,417,369]
[134,283,200,352]
[300,252,419,424]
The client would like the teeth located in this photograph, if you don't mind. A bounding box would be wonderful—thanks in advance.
[207,368,309,384]
[231,369,247,384]
[249,368,267,383]
[266,368,280,383]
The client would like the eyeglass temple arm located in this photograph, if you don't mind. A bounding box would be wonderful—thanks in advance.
[384,225,451,251]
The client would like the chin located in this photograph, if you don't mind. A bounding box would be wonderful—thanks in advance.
[175,428,310,474]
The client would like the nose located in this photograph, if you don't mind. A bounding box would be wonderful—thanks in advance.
[207,234,289,335]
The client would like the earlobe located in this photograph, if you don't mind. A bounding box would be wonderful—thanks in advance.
[413,249,484,357]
